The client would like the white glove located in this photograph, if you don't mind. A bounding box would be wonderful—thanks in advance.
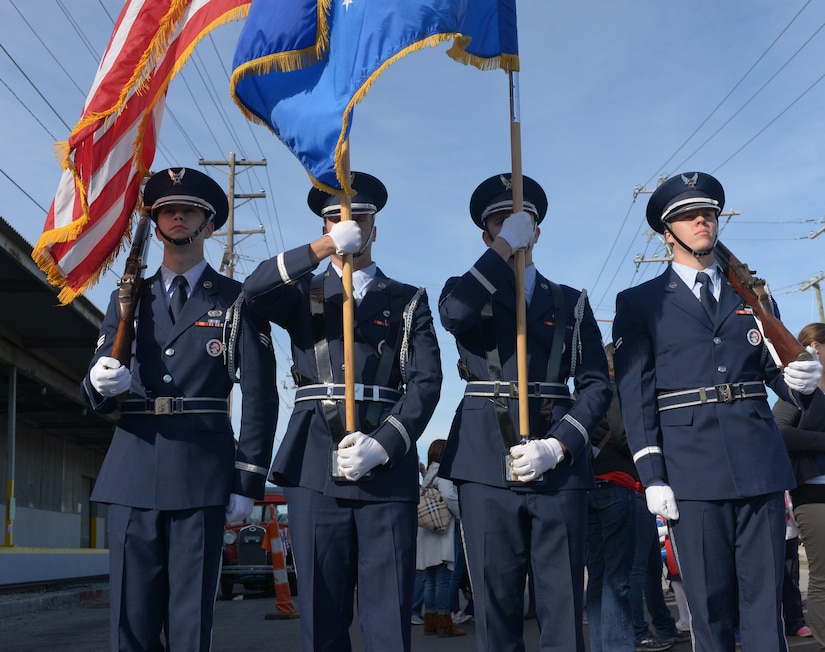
[645,482,679,520]
[90,356,132,397]
[784,346,823,394]
[326,220,362,255]
[497,211,535,251]
[226,493,254,523]
[508,438,564,482]
[336,432,389,480]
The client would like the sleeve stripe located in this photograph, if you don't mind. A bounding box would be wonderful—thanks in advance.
[562,413,588,444]
[469,266,497,294]
[276,253,291,283]
[633,446,663,463]
[387,415,411,453]
[235,461,269,476]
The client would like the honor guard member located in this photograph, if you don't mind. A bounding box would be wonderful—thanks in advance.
[81,168,278,652]
[612,171,823,652]
[438,173,612,652]
[243,172,443,652]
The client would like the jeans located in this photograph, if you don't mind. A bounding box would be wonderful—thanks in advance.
[448,526,466,613]
[412,570,425,619]
[424,563,453,615]
[631,494,676,642]
[782,536,806,633]
[586,481,637,652]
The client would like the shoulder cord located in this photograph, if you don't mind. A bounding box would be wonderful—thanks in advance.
[399,287,425,385]
[568,289,587,380]
[224,291,244,384]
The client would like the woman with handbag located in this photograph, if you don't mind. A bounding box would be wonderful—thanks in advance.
[416,439,465,637]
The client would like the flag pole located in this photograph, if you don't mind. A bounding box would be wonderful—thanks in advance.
[340,140,357,432]
[509,70,529,442]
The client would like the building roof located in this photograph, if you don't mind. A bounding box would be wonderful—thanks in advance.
[0,217,114,453]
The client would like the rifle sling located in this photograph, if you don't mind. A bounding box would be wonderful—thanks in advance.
[309,273,405,443]
[480,280,567,450]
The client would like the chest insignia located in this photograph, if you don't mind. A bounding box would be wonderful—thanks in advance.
[208,309,223,317]
[206,338,225,357]
[746,328,762,347]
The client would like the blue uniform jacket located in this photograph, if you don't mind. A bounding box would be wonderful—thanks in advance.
[82,266,278,509]
[438,249,612,491]
[612,265,797,500]
[243,246,443,503]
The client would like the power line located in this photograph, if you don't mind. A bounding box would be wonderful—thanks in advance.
[0,42,72,132]
[647,0,814,186]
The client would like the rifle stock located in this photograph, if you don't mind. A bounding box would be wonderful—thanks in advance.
[714,240,810,367]
[111,214,152,367]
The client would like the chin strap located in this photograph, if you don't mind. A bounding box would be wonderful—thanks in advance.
[157,214,214,246]
[664,226,716,258]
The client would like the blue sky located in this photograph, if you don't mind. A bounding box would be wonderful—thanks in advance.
[2,1,825,461]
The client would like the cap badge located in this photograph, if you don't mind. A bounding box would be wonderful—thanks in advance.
[499,174,512,191]
[168,168,186,185]
[681,173,698,188]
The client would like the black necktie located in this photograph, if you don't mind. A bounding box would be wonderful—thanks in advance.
[696,271,717,319]
[169,275,188,323]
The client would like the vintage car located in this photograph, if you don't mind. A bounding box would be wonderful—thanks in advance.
[220,485,296,597]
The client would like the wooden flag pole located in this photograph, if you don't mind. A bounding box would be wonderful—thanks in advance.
[509,70,530,441]
[340,140,357,432]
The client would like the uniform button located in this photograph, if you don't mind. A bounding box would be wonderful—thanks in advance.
[165,348,175,356]
[713,337,721,344]
[383,309,391,317]
[717,366,727,373]
[162,374,173,383]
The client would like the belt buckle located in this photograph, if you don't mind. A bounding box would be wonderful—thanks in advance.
[354,383,364,401]
[508,382,519,399]
[715,384,735,403]
[154,397,173,415]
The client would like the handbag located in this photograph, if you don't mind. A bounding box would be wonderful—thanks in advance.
[417,472,452,534]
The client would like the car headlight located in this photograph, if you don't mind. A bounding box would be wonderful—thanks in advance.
[223,530,237,545]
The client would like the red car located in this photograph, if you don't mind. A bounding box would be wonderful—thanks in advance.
[220,486,296,598]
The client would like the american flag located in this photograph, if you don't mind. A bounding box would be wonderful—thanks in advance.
[32,0,250,304]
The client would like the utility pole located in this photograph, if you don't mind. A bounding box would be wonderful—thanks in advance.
[199,152,267,278]
[793,272,825,322]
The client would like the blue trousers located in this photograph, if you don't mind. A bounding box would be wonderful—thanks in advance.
[284,487,416,652]
[671,493,787,652]
[107,504,225,652]
[459,482,587,652]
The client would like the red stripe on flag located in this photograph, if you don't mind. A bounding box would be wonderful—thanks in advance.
[33,0,250,304]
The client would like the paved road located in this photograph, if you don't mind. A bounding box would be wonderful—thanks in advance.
[0,582,818,651]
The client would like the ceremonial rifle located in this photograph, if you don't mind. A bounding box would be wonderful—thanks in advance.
[714,240,811,367]
[111,214,152,368]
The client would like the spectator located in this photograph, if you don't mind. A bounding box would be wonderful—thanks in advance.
[417,439,465,637]
[586,343,639,652]
[774,322,825,645]
[781,492,811,638]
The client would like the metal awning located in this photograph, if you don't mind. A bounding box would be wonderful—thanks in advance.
[0,217,115,453]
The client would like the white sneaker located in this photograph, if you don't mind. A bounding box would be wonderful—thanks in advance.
[411,614,424,625]
[452,610,472,624]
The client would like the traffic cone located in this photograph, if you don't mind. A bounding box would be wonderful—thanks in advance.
[263,507,299,620]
